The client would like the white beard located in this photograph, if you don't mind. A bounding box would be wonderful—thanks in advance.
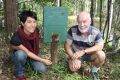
[78,25,89,33]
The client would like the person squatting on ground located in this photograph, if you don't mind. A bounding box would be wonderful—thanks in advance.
[10,10,52,80]
[65,11,106,80]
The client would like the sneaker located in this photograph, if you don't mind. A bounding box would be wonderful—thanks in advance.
[18,75,26,80]
[91,72,100,80]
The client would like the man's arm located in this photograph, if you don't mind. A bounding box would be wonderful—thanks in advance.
[11,45,52,65]
[84,44,104,54]
[84,30,104,54]
[64,43,74,58]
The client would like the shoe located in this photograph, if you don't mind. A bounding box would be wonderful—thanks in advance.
[91,72,100,80]
[17,75,26,80]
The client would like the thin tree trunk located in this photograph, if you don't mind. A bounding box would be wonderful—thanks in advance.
[99,0,102,32]
[85,0,89,11]
[108,0,113,34]
[103,17,108,39]
[90,0,96,26]
[105,0,111,46]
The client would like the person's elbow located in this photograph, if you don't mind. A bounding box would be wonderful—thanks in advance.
[11,45,18,49]
[64,42,71,49]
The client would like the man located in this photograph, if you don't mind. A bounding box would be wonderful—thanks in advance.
[65,11,105,80]
[10,10,52,80]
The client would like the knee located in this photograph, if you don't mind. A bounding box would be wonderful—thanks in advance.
[34,63,47,73]
[14,50,27,61]
[96,51,106,63]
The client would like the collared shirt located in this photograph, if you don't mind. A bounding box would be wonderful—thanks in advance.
[66,25,104,52]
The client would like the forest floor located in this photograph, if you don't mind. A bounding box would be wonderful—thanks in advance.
[0,39,120,80]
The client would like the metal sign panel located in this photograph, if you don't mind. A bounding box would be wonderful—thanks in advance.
[43,7,67,42]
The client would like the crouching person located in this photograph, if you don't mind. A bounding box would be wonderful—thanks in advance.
[10,10,52,80]
[64,11,106,80]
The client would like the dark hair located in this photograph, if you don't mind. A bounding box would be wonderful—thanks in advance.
[19,10,37,23]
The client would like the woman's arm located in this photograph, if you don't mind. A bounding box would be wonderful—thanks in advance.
[12,44,52,65]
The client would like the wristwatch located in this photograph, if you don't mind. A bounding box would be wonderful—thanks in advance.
[84,49,87,53]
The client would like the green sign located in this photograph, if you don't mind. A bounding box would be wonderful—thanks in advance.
[43,7,68,42]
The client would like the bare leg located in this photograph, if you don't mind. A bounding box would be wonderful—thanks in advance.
[90,51,106,80]
[91,51,106,68]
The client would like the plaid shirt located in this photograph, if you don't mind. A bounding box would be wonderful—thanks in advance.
[66,25,104,52]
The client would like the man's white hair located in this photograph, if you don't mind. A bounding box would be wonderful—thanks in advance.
[77,11,91,21]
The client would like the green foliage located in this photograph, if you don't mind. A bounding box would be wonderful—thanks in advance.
[104,54,120,80]
[0,29,6,38]
[35,0,55,6]
[62,0,74,15]
[64,74,82,80]
[109,65,120,79]
[110,54,120,63]
[25,62,41,78]
[108,43,112,48]
[17,0,44,28]
[68,16,76,27]
[64,74,90,80]
[51,63,67,75]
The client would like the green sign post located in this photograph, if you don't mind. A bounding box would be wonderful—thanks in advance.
[43,7,67,63]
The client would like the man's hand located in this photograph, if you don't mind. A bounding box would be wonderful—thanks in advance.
[41,58,52,65]
[71,50,85,60]
[69,59,81,72]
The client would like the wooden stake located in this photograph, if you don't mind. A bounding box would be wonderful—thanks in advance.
[51,34,59,63]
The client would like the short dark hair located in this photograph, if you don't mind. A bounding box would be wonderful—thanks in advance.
[19,10,37,23]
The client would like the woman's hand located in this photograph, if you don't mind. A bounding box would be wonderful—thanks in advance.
[41,58,52,65]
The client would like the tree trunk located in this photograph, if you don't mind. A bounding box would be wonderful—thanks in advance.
[99,0,102,32]
[85,0,89,11]
[3,0,18,43]
[108,0,113,34]
[90,0,96,26]
[105,0,111,46]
